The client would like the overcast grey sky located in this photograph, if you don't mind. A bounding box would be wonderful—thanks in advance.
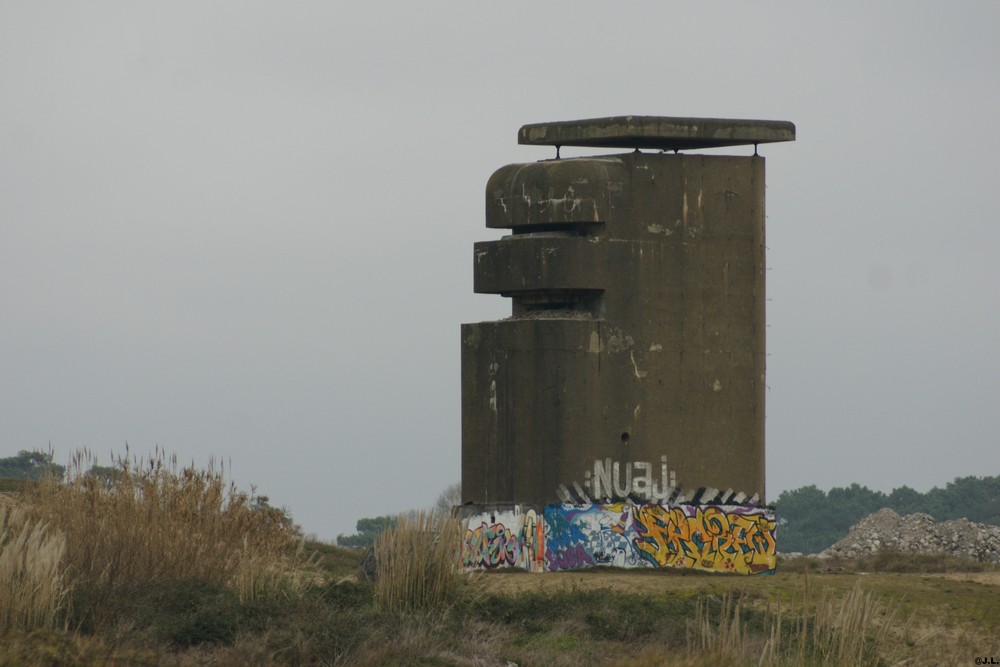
[2,2,998,539]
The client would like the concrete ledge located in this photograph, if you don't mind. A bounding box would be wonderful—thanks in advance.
[519,115,795,151]
[473,237,604,294]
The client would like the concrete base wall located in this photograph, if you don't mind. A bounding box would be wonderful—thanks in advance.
[459,501,776,575]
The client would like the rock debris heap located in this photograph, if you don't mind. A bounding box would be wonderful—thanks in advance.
[820,508,1000,564]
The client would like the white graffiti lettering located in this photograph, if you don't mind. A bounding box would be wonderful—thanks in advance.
[584,456,676,502]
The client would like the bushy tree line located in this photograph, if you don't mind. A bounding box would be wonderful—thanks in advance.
[775,476,1000,554]
[337,516,398,548]
[338,483,461,548]
[0,450,65,482]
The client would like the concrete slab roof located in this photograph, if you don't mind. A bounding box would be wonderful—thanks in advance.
[518,115,795,151]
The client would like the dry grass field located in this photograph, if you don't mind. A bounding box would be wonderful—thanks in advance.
[465,565,1000,666]
[0,456,996,666]
[310,526,1000,667]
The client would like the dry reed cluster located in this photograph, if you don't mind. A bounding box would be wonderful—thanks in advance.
[21,449,302,629]
[0,505,66,631]
[372,512,461,614]
[693,578,906,666]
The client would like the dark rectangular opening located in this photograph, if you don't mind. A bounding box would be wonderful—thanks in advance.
[509,289,604,319]
[510,221,604,238]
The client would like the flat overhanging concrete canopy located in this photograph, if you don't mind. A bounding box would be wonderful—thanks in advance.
[518,115,795,151]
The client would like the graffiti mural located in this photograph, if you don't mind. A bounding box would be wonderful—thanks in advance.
[459,508,546,572]
[543,503,641,570]
[461,510,522,570]
[631,504,776,574]
[519,509,546,573]
[461,502,776,575]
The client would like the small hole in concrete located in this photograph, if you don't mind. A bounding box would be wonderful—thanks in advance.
[621,432,630,444]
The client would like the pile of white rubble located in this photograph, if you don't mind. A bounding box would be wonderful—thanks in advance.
[816,508,1000,564]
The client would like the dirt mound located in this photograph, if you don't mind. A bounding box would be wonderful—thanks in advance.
[819,508,1000,564]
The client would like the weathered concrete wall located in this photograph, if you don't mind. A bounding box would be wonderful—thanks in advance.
[460,501,776,575]
[463,152,767,506]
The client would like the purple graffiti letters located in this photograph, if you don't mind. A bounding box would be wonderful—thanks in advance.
[546,542,594,572]
[463,521,520,569]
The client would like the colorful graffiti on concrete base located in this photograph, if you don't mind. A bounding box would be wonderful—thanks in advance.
[461,502,776,575]
[461,508,547,572]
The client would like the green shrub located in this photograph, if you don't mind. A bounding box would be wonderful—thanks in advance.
[128,578,240,647]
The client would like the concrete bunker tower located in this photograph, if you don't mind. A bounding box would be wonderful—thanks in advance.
[462,116,795,508]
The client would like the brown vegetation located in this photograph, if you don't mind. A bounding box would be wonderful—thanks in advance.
[0,506,66,631]
[23,450,303,633]
[0,458,995,665]
[371,512,461,614]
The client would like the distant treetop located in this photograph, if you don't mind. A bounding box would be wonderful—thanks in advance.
[0,450,65,482]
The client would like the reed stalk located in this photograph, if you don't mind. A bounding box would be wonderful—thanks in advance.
[372,512,461,614]
[0,505,67,630]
